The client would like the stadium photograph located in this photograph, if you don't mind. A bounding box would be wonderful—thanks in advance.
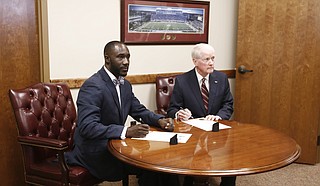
[128,4,205,34]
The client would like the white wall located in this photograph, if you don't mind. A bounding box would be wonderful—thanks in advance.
[47,0,238,123]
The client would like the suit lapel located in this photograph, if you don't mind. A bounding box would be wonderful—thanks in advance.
[98,68,123,119]
[119,85,127,123]
[108,81,121,110]
[208,71,218,112]
[189,69,207,114]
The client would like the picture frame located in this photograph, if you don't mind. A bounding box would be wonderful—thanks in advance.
[121,0,210,45]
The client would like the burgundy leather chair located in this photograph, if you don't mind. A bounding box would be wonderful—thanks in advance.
[155,75,177,115]
[9,83,102,186]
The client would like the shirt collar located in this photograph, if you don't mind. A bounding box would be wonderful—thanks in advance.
[195,68,209,84]
[104,66,124,85]
[104,66,117,81]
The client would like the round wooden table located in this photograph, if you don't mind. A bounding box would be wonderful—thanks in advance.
[108,120,300,176]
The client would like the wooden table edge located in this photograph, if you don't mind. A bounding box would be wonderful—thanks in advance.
[107,141,301,176]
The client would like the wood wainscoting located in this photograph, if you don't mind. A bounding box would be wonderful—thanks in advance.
[50,70,236,89]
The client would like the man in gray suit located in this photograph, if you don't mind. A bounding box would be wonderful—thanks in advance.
[167,43,235,186]
[65,41,178,185]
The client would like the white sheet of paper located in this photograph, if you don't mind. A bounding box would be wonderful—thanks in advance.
[182,118,231,131]
[132,131,192,143]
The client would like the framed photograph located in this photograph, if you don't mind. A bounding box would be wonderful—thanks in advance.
[121,0,210,45]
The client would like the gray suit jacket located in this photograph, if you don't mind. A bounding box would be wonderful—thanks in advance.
[167,68,233,120]
[65,67,163,180]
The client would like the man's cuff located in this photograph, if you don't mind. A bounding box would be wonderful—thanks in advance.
[120,126,128,139]
[175,111,179,119]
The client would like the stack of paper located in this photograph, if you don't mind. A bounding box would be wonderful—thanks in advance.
[132,131,192,143]
[182,118,231,131]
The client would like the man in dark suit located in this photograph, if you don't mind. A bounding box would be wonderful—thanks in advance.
[65,41,178,185]
[167,43,235,186]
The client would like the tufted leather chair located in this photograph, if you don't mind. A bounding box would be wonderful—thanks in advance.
[155,75,177,116]
[9,83,102,186]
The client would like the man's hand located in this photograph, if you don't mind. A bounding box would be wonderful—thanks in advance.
[205,115,222,121]
[126,124,150,138]
[177,108,192,121]
[158,118,174,132]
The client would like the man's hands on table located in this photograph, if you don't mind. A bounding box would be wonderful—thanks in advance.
[126,118,174,138]
[158,118,174,132]
[126,124,150,138]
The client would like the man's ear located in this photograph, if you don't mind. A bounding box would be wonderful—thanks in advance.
[104,55,110,64]
[192,58,198,66]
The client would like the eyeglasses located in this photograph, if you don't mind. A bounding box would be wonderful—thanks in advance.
[197,56,215,64]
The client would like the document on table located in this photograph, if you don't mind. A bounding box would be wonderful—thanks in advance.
[132,131,192,143]
[182,118,231,131]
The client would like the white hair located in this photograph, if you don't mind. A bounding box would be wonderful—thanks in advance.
[191,43,215,59]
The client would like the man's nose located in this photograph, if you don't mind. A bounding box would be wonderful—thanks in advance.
[123,57,129,64]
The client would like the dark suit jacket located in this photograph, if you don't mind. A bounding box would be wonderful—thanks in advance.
[167,68,233,120]
[65,67,163,180]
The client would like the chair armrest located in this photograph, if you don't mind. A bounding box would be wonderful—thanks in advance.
[17,136,68,151]
[18,135,71,185]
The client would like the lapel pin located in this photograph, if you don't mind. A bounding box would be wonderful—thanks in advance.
[214,80,218,84]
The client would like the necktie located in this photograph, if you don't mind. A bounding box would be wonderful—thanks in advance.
[201,78,209,112]
[112,76,125,86]
[112,76,124,107]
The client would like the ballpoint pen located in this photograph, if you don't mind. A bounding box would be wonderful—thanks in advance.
[139,118,145,124]
[179,107,194,119]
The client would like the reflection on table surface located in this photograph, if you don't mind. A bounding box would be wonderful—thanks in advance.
[108,120,300,176]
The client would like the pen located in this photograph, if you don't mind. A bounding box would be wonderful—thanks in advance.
[139,118,145,124]
[179,107,194,119]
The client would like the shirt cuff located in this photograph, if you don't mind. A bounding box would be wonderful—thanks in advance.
[120,126,128,139]
[175,110,179,119]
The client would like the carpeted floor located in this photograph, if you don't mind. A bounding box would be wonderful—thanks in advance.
[235,163,320,186]
[99,163,320,186]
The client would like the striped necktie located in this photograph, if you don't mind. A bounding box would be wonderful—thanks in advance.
[201,78,209,112]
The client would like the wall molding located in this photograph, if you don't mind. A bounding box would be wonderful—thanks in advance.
[50,69,236,89]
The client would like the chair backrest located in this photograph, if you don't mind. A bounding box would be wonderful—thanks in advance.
[9,83,76,161]
[155,75,176,115]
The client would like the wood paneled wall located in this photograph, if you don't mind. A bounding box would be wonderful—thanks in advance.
[0,0,41,185]
[235,0,320,164]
